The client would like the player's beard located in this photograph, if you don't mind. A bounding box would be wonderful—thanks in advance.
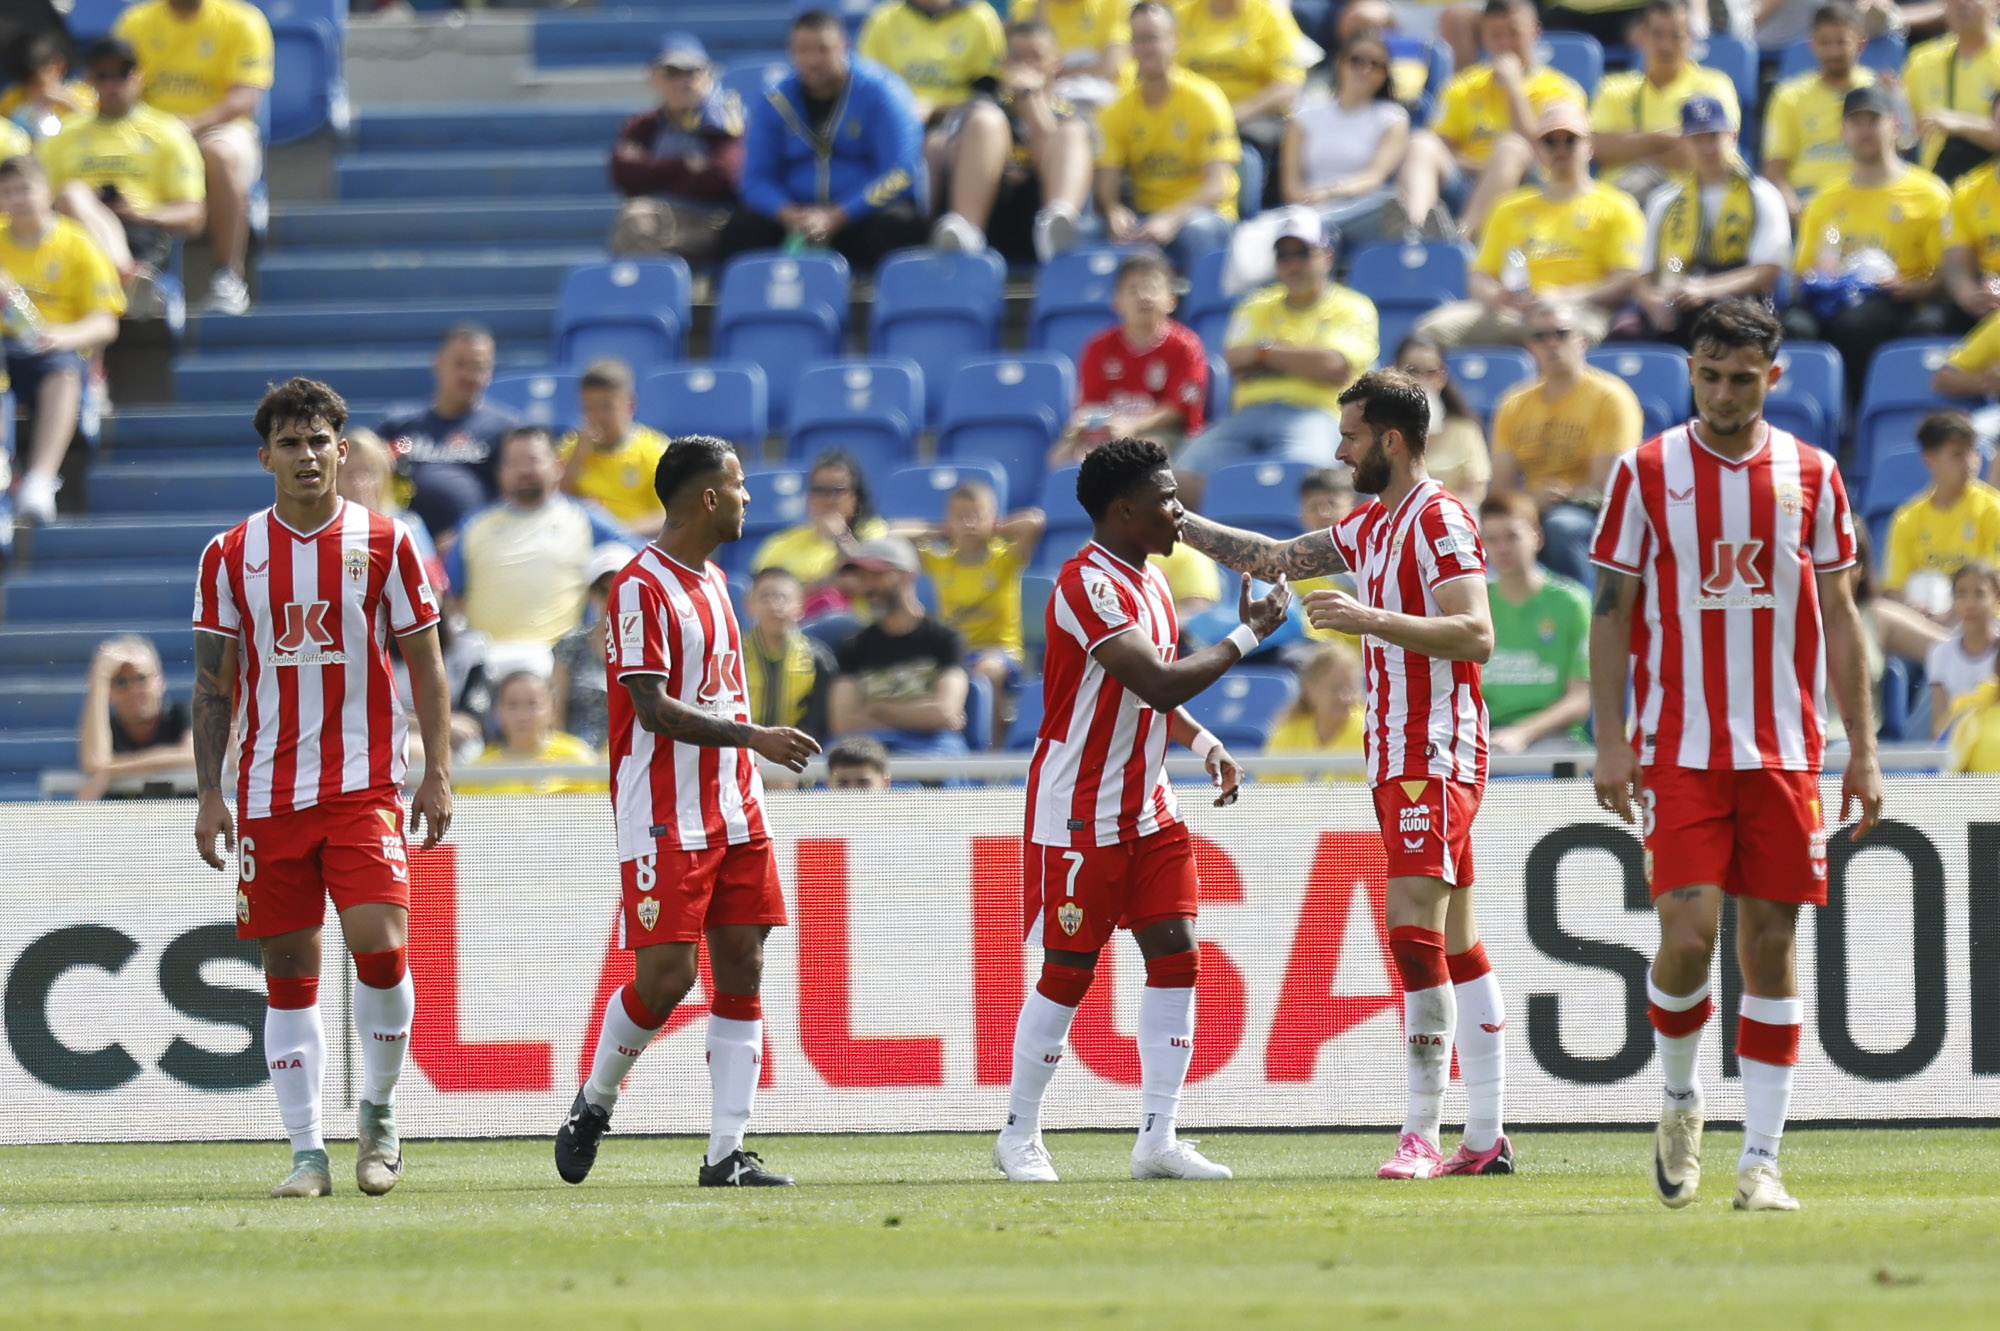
[1351,439,1391,495]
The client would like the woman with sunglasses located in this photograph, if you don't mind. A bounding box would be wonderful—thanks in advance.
[1394,335,1491,506]
[1279,27,1410,246]
[749,450,890,612]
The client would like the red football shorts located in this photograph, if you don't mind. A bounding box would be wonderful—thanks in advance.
[619,837,787,948]
[1371,777,1482,887]
[1022,821,1200,953]
[234,789,410,939]
[1643,766,1828,906]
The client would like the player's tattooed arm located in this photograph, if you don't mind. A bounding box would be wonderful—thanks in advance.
[1178,513,1348,580]
[625,677,820,770]
[191,630,237,798]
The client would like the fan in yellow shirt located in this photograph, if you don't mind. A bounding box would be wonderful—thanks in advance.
[1172,0,1303,112]
[1262,641,1366,783]
[115,0,274,126]
[459,672,606,796]
[1224,279,1380,413]
[858,0,1006,118]
[902,481,1045,707]
[1936,306,2000,398]
[1008,0,1130,80]
[0,121,28,162]
[1588,0,1739,179]
[1792,155,1950,283]
[751,452,892,588]
[1943,103,2000,327]
[1762,6,1875,211]
[1095,5,1240,266]
[1946,678,2000,771]
[1491,363,1643,498]
[0,33,96,142]
[1883,412,2000,596]
[555,360,669,535]
[1402,0,1586,240]
[1904,12,2000,181]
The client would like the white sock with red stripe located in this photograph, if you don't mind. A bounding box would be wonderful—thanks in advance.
[1738,994,1804,1170]
[1448,943,1505,1152]
[1003,964,1090,1143]
[584,986,664,1111]
[351,948,412,1105]
[1389,927,1455,1145]
[706,993,763,1165]
[1135,951,1199,1153]
[1647,973,1713,1110]
[265,976,325,1153]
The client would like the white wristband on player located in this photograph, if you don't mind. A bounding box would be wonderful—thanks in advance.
[1191,730,1222,760]
[1225,624,1259,658]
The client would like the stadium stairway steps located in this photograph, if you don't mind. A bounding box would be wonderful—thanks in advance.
[103,402,391,455]
[0,621,197,670]
[21,517,244,567]
[186,297,559,354]
[88,462,287,517]
[531,8,796,69]
[0,570,200,625]
[271,198,620,250]
[0,733,76,798]
[353,106,631,152]
[1,671,194,732]
[256,246,606,303]
[338,150,613,200]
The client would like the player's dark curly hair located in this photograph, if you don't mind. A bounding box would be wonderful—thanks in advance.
[1689,298,1783,363]
[654,434,738,508]
[1076,436,1172,520]
[1337,369,1429,456]
[254,377,349,443]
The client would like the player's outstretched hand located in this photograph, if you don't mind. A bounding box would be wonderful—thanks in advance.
[1304,586,1369,636]
[1842,746,1884,841]
[752,726,822,773]
[195,789,235,871]
[1206,743,1242,808]
[1239,573,1290,638]
[410,770,453,850]
[1593,743,1643,826]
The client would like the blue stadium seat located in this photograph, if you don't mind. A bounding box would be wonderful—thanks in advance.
[1534,32,1604,99]
[1204,461,1316,534]
[714,251,852,429]
[1586,345,1692,438]
[1185,248,1236,353]
[1347,241,1469,311]
[1853,338,1960,490]
[1376,308,1422,363]
[1695,33,1760,117]
[268,18,347,144]
[1775,33,1906,82]
[1445,346,1535,421]
[868,248,1006,424]
[1005,675,1045,750]
[1208,350,1232,424]
[786,358,925,481]
[1860,447,1932,523]
[1028,247,1129,368]
[1182,667,1298,747]
[741,466,812,546]
[1765,340,1843,451]
[939,353,1075,507]
[486,369,582,432]
[636,363,768,446]
[257,0,349,26]
[64,0,131,40]
[963,671,996,751]
[878,461,1011,523]
[1021,574,1054,652]
[1035,464,1090,570]
[556,258,692,372]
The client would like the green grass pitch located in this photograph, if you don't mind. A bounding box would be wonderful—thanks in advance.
[4,1130,1998,1329]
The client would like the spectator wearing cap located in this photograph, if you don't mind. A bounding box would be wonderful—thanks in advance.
[608,34,743,263]
[1588,0,1741,203]
[1094,2,1240,274]
[113,0,273,316]
[555,358,669,537]
[40,36,205,317]
[1762,3,1877,223]
[1175,210,1378,500]
[1941,93,2000,332]
[550,542,637,753]
[444,426,632,681]
[1415,101,1644,348]
[1617,95,1790,344]
[829,536,972,757]
[1786,84,1951,391]
[718,8,927,273]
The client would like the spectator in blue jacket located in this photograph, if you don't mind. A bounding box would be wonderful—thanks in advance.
[716,7,929,271]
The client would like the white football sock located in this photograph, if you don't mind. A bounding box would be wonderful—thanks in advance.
[1402,983,1456,1144]
[1648,974,1711,1109]
[1452,969,1506,1152]
[1003,991,1077,1142]
[265,1003,326,1153]
[353,971,414,1105]
[706,1015,762,1165]
[1739,994,1803,1169]
[1135,983,1196,1152]
[583,987,662,1111]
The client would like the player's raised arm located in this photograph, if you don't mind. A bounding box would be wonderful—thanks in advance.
[624,675,820,771]
[1178,511,1348,581]
[1094,572,1291,712]
[191,628,238,870]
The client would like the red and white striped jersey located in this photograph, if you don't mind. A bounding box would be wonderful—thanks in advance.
[1330,480,1490,788]
[605,545,767,857]
[1026,543,1181,847]
[1590,422,1857,772]
[192,499,440,820]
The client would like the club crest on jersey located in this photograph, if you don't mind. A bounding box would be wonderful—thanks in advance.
[1083,571,1128,625]
[345,549,370,583]
[637,895,661,931]
[1057,901,1084,936]
[1774,482,1804,518]
[236,889,250,924]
